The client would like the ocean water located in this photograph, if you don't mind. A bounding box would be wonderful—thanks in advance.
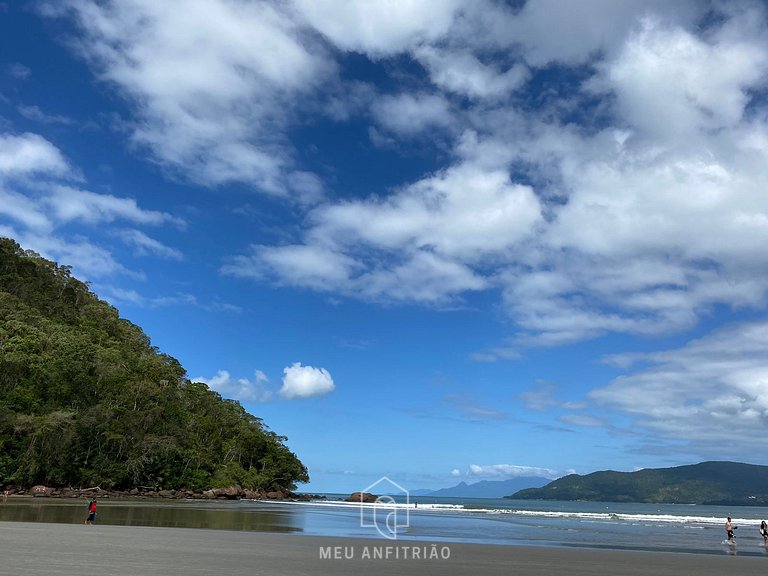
[281,495,768,556]
[2,495,767,557]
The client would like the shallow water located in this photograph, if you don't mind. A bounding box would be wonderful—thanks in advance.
[0,498,301,532]
[2,496,767,557]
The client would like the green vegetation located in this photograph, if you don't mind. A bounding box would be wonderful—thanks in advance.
[509,461,768,505]
[0,238,308,492]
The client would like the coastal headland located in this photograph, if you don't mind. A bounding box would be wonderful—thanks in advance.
[1,521,763,576]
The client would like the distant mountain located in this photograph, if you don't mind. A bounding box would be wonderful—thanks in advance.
[425,477,551,498]
[509,461,768,505]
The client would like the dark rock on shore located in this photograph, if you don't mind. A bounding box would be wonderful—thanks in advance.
[346,492,378,503]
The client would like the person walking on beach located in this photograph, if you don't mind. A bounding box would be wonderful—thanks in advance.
[725,516,736,543]
[85,497,97,525]
[760,520,768,545]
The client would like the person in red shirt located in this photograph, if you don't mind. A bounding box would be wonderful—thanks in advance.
[85,498,97,525]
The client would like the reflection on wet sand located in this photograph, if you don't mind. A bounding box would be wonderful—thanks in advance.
[0,498,303,532]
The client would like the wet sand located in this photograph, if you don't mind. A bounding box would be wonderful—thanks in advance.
[0,521,763,576]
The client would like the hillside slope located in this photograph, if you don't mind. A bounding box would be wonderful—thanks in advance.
[0,237,307,492]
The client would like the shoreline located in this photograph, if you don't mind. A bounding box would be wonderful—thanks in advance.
[1,520,765,576]
[3,495,768,557]
[2,485,323,502]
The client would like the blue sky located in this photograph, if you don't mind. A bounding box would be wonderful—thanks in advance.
[2,0,768,493]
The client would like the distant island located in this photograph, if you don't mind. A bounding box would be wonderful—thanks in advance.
[508,461,768,505]
[0,238,308,497]
[422,477,550,498]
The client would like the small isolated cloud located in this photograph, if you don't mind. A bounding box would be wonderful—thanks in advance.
[46,185,184,227]
[450,468,461,477]
[371,92,454,136]
[442,393,506,421]
[115,229,184,260]
[279,362,335,399]
[195,369,273,403]
[0,132,70,179]
[559,413,607,428]
[466,464,561,480]
[5,62,31,80]
[519,381,561,411]
[519,381,587,412]
[18,105,73,125]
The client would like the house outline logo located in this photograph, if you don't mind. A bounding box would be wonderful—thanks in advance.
[359,476,410,540]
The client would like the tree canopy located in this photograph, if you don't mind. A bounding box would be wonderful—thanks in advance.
[0,237,308,492]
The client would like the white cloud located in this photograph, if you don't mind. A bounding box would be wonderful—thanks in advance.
[315,161,542,260]
[437,393,507,421]
[474,0,702,67]
[497,12,768,345]
[27,0,768,352]
[466,464,561,480]
[100,286,244,311]
[18,105,74,125]
[196,369,273,403]
[519,381,563,412]
[591,14,768,143]
[0,188,52,232]
[559,413,606,428]
[30,235,126,278]
[590,320,768,457]
[5,62,32,80]
[216,2,768,353]
[0,132,70,179]
[279,362,335,399]
[115,229,184,260]
[357,251,487,304]
[285,171,325,204]
[371,92,454,136]
[46,185,184,227]
[231,160,540,304]
[414,47,529,100]
[45,0,335,193]
[292,0,462,55]
[223,244,359,291]
[0,131,184,280]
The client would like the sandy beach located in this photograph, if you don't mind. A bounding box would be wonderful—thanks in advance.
[1,521,764,576]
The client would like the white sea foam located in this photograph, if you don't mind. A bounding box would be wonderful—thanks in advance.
[260,499,464,511]
[261,498,763,528]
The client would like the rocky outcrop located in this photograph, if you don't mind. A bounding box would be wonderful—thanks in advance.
[5,484,325,502]
[31,485,52,497]
[346,492,378,503]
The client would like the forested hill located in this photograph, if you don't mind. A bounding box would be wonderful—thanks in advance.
[509,461,768,505]
[0,237,308,492]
